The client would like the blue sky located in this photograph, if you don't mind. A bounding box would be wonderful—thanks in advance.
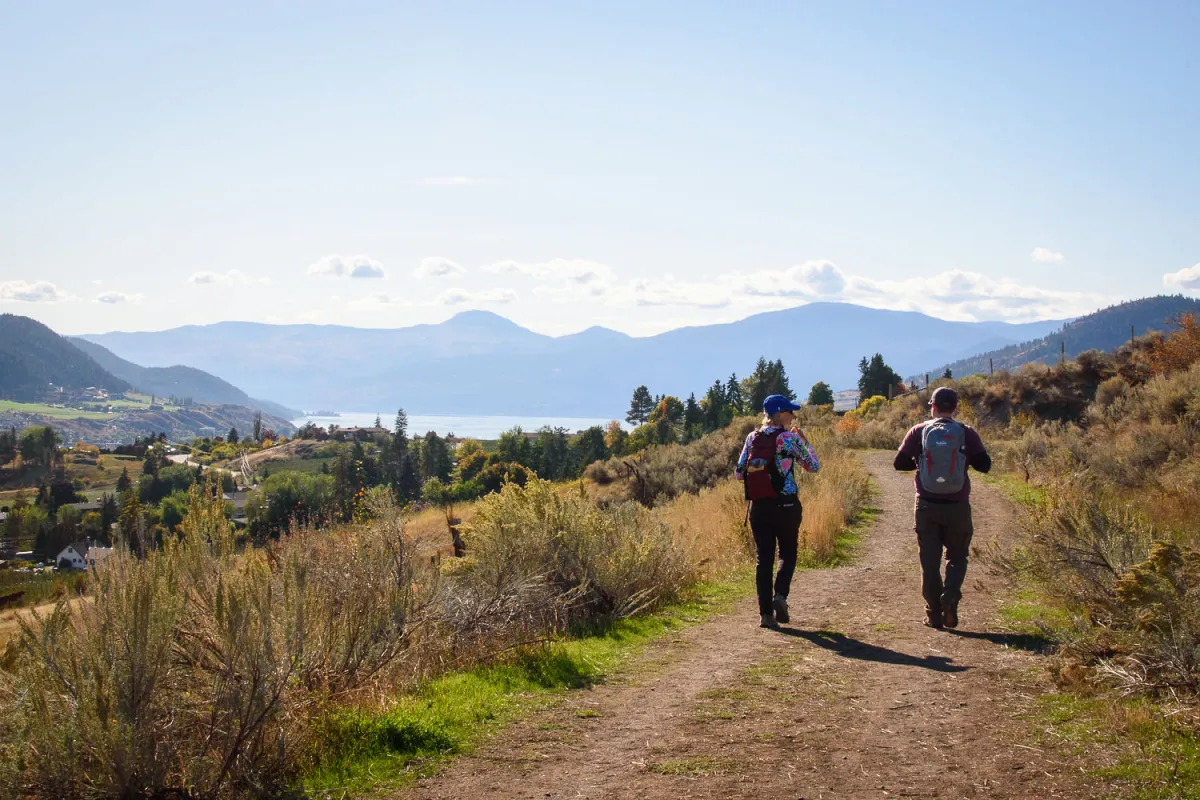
[1,1,1196,336]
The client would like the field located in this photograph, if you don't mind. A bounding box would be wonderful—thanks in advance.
[0,400,111,420]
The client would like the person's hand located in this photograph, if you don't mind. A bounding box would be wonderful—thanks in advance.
[791,425,807,443]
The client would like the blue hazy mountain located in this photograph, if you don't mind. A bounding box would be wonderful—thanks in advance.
[79,303,1068,417]
[68,337,298,420]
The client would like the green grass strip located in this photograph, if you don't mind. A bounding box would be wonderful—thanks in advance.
[300,490,876,796]
[299,572,752,795]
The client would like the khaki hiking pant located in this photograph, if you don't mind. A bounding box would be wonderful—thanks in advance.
[914,498,974,615]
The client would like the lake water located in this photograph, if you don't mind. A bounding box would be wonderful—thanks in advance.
[291,412,621,439]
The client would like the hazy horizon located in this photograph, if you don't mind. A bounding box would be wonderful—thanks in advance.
[2,3,1195,337]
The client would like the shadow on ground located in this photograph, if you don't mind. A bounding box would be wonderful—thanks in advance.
[945,628,1054,654]
[779,628,969,673]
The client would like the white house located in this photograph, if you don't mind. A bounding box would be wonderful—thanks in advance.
[56,541,113,570]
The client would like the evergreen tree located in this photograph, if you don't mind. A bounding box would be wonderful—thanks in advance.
[702,380,729,432]
[420,431,453,483]
[725,374,743,414]
[743,358,794,414]
[228,427,239,444]
[807,381,834,406]
[857,353,903,399]
[943,368,953,379]
[374,414,382,428]
[532,427,572,480]
[570,426,609,471]
[116,466,132,494]
[626,385,655,425]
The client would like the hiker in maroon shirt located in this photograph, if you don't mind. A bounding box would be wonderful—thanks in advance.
[894,387,991,629]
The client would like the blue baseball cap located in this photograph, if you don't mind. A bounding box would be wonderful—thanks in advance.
[763,394,803,415]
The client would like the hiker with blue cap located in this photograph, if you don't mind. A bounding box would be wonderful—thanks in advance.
[894,386,992,629]
[735,394,820,629]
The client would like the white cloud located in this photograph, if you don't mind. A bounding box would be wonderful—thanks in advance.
[414,257,467,279]
[95,291,143,304]
[1031,247,1065,263]
[188,269,269,286]
[483,258,615,285]
[308,254,386,279]
[419,176,489,185]
[347,292,411,310]
[1163,263,1200,292]
[436,288,518,306]
[0,280,67,302]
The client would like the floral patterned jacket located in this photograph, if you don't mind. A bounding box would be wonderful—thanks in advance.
[734,425,820,497]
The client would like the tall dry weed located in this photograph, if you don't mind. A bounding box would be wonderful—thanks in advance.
[0,478,425,799]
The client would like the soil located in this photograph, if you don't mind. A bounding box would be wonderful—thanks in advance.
[398,452,1093,800]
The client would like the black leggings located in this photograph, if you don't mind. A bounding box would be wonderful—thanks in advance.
[749,500,802,616]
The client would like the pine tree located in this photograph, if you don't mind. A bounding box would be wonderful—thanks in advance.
[724,374,743,414]
[116,465,132,494]
[858,353,903,399]
[227,427,239,444]
[626,385,655,425]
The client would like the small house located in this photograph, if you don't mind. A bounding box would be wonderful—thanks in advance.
[56,541,113,570]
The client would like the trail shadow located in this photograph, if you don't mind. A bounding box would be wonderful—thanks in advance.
[945,628,1054,654]
[778,628,969,673]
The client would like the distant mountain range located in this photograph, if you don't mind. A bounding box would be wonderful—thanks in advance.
[1,314,131,401]
[925,295,1200,380]
[78,303,1070,417]
[68,337,298,420]
[0,314,296,423]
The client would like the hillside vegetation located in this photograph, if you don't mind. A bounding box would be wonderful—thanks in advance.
[0,315,129,402]
[0,414,871,798]
[929,295,1200,380]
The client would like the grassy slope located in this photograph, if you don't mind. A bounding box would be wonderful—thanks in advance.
[981,470,1200,800]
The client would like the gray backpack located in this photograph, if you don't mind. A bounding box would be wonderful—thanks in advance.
[919,419,968,494]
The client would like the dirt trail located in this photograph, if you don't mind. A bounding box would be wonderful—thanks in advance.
[400,453,1091,800]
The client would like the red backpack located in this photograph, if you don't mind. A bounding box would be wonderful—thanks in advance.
[743,429,784,501]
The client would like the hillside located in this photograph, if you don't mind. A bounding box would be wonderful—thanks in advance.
[68,337,298,420]
[926,295,1200,379]
[0,314,130,401]
[80,303,1065,416]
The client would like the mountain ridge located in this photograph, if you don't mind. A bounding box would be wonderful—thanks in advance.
[924,295,1200,380]
[79,301,1072,416]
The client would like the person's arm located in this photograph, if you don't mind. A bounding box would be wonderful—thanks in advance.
[733,432,754,480]
[783,429,819,473]
[965,427,991,473]
[894,426,920,471]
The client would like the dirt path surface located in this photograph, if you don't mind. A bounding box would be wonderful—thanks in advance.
[400,453,1090,800]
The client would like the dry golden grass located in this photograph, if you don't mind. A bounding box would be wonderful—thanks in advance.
[653,480,752,577]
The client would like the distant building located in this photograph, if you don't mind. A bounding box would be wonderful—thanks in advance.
[332,426,389,442]
[198,427,218,438]
[56,541,112,570]
[833,390,861,413]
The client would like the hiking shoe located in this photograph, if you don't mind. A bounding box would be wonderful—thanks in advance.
[943,602,959,629]
[772,594,790,624]
[760,614,779,629]
[923,617,944,630]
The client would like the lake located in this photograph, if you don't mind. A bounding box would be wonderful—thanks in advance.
[291,412,622,439]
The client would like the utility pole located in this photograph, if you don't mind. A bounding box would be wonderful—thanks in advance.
[989,358,993,376]
[1131,324,1135,348]
[1061,340,1066,364]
